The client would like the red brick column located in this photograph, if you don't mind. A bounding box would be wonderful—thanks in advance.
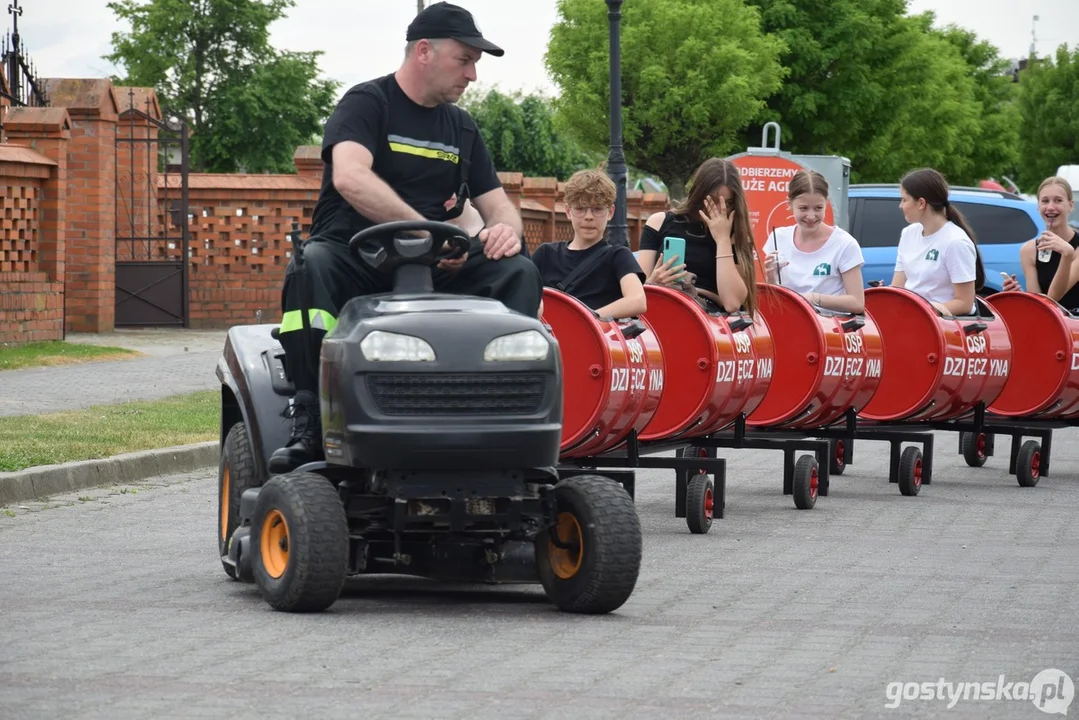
[44,78,120,333]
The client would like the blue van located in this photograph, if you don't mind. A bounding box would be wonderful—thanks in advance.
[848,184,1045,294]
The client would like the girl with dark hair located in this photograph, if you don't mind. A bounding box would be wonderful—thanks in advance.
[764,169,866,313]
[891,167,985,316]
[1001,177,1079,308]
[636,157,758,316]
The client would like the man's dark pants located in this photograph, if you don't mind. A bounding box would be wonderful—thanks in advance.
[278,235,543,398]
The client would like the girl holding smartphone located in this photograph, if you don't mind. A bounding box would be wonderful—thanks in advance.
[636,157,758,315]
[763,170,866,313]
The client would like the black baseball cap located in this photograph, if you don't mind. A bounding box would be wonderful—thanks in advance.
[406,2,504,57]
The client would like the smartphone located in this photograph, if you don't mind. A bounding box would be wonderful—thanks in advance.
[662,236,687,266]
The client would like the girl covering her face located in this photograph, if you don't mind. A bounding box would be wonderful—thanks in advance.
[636,157,758,316]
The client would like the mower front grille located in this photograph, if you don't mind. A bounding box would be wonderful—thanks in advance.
[367,373,548,416]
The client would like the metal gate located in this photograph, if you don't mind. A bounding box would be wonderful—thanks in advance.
[114,89,190,326]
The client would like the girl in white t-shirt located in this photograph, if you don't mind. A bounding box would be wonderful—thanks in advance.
[891,168,985,316]
[763,170,866,313]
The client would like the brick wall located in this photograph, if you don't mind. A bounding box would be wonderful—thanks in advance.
[0,139,66,343]
[171,170,320,328]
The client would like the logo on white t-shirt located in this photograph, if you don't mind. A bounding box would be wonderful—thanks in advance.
[924,249,940,262]
[813,262,832,276]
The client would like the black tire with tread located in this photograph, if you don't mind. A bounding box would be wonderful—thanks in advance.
[898,446,923,497]
[686,474,714,535]
[793,455,818,510]
[219,423,262,581]
[251,472,349,613]
[829,438,846,476]
[1016,440,1041,488]
[961,432,988,468]
[536,475,642,614]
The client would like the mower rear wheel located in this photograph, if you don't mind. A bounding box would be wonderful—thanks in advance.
[536,475,642,614]
[251,472,349,613]
[219,423,261,581]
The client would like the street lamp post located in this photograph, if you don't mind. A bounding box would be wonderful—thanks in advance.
[605,0,629,248]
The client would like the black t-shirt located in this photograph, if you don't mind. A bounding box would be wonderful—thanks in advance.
[638,212,740,294]
[309,73,502,244]
[1035,228,1079,310]
[531,241,644,311]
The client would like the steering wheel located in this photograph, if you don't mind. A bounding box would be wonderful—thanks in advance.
[348,220,471,273]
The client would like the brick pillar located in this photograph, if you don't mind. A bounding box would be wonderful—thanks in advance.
[44,78,120,333]
[293,145,323,183]
[498,172,524,208]
[523,177,558,245]
[3,107,73,287]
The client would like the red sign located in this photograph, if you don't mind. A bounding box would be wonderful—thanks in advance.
[729,154,835,280]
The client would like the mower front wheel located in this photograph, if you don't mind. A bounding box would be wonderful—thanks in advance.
[219,422,261,581]
[536,475,642,614]
[251,472,349,613]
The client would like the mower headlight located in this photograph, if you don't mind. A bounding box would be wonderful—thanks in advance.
[360,331,436,362]
[484,330,550,362]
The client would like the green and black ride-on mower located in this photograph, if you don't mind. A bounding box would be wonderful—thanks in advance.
[215,220,643,614]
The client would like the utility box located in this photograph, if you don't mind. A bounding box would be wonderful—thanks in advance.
[728,123,852,262]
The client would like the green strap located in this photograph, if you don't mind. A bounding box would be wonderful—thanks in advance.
[279,309,338,334]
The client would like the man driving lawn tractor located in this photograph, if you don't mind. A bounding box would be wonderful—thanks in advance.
[271,2,543,474]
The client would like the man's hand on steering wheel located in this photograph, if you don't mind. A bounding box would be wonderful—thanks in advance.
[478,223,522,261]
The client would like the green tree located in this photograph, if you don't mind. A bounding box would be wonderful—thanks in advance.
[544,0,786,196]
[105,0,339,173]
[853,16,984,184]
[740,0,910,159]
[740,1,1015,185]
[930,22,1021,183]
[1017,44,1079,190]
[462,88,591,180]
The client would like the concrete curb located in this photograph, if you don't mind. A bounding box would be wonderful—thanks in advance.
[0,441,218,506]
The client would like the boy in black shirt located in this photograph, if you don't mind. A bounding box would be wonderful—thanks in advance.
[270,2,543,473]
[532,170,646,318]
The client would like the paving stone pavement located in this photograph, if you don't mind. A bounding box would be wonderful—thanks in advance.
[2,432,1077,719]
[0,330,229,417]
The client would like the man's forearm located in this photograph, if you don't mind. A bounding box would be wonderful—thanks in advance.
[341,168,425,224]
[484,201,523,237]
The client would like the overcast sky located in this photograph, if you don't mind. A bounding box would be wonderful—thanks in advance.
[9,0,1078,100]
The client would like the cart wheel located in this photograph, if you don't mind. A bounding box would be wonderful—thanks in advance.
[960,431,988,468]
[1016,440,1041,487]
[219,422,262,581]
[898,446,923,497]
[793,455,818,510]
[536,475,642,614]
[251,472,349,613]
[686,474,714,534]
[829,438,846,476]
